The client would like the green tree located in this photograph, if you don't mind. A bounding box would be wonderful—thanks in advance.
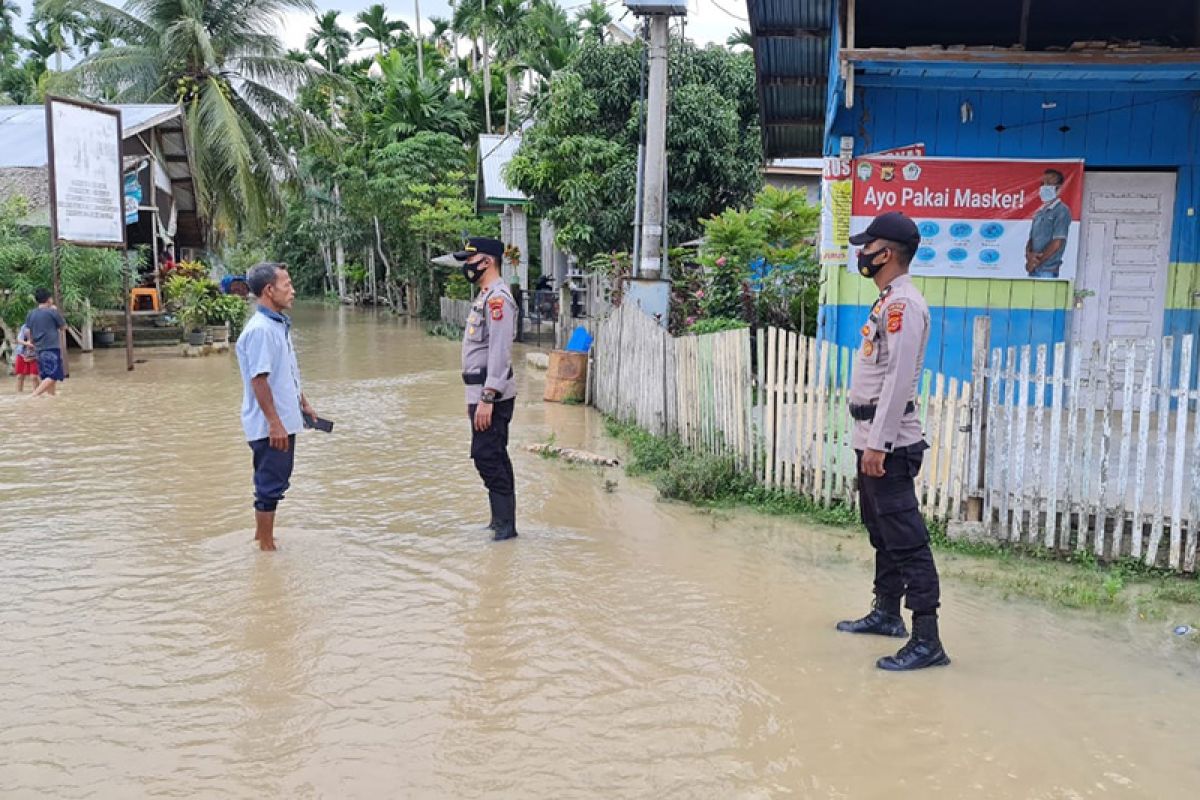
[307,10,352,72]
[507,37,762,262]
[575,0,610,42]
[354,3,407,56]
[727,28,752,49]
[0,197,124,350]
[57,0,330,240]
[364,49,472,141]
[1,0,19,43]
[698,186,821,334]
[31,0,83,72]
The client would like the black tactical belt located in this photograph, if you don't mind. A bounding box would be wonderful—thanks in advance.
[462,367,514,385]
[849,401,916,421]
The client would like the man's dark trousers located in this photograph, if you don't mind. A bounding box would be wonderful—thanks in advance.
[468,398,515,494]
[855,444,940,614]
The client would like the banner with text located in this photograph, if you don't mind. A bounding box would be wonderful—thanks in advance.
[850,157,1084,281]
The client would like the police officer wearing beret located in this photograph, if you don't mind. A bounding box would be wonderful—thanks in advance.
[837,212,950,671]
[455,237,520,541]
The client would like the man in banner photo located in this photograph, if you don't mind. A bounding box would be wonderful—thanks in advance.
[1025,169,1072,278]
[849,157,1083,281]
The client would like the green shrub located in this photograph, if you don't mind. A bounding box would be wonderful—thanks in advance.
[427,322,463,339]
[653,451,753,503]
[687,317,748,336]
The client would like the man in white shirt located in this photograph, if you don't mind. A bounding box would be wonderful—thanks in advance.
[235,262,317,552]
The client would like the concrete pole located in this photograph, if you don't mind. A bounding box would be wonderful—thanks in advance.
[637,14,669,280]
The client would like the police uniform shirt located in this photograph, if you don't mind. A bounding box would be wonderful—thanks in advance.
[462,280,518,405]
[848,273,929,452]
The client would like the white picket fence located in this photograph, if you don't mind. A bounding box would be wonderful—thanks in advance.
[591,305,1199,573]
[592,304,970,520]
[976,330,1200,571]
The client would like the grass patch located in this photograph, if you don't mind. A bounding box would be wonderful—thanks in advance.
[427,322,463,340]
[604,418,858,528]
[603,416,1200,618]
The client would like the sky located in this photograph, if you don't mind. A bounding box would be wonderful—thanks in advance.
[279,0,745,57]
[8,0,745,73]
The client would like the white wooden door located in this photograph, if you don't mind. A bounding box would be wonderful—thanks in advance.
[1072,172,1175,343]
[1071,172,1175,403]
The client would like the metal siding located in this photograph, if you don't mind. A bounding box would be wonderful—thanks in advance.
[747,0,832,30]
[749,0,836,157]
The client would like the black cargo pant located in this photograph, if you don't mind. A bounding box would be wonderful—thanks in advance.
[468,398,515,495]
[856,443,941,615]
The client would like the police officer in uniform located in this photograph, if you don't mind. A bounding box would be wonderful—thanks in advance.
[455,238,520,541]
[837,212,950,671]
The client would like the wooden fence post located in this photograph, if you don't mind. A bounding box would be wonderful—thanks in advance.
[966,316,991,521]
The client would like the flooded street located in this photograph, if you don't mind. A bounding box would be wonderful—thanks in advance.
[3,306,1200,799]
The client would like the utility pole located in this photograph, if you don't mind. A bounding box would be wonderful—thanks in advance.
[637,13,669,280]
[623,1,685,325]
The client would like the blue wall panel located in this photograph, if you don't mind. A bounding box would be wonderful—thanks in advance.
[826,303,1069,382]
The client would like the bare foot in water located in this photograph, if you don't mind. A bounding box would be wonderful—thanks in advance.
[257,535,277,551]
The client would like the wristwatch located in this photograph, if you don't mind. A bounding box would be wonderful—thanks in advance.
[480,389,497,404]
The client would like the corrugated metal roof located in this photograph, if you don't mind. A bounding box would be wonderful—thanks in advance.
[479,133,527,204]
[747,0,833,30]
[748,0,836,159]
[0,104,181,169]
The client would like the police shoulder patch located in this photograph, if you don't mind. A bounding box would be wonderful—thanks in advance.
[488,295,505,321]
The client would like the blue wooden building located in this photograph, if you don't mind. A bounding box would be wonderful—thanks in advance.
[747,0,1200,382]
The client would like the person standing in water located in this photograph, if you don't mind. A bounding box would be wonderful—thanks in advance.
[455,238,519,542]
[837,211,950,672]
[235,262,318,552]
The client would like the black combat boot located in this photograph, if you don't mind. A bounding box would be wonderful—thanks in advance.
[491,493,518,542]
[836,596,908,638]
[876,614,951,671]
[485,493,500,532]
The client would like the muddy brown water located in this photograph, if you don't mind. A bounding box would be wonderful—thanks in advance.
[2,307,1199,799]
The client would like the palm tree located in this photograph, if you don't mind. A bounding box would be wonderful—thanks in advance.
[58,0,330,239]
[427,15,452,56]
[523,1,577,116]
[76,15,121,53]
[368,49,472,141]
[489,0,537,132]
[575,0,610,43]
[451,0,494,132]
[727,28,753,49]
[1,0,20,44]
[31,0,84,71]
[20,21,56,64]
[307,10,352,73]
[354,3,407,56]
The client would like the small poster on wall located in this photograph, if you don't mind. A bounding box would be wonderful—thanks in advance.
[849,156,1084,281]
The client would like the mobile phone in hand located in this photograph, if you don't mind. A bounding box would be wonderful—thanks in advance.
[303,412,335,433]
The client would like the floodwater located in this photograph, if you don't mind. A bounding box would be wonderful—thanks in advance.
[2,306,1200,799]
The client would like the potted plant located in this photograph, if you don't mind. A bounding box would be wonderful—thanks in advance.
[206,294,248,342]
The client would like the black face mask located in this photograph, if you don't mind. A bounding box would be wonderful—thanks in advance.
[857,248,888,278]
[462,261,486,283]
